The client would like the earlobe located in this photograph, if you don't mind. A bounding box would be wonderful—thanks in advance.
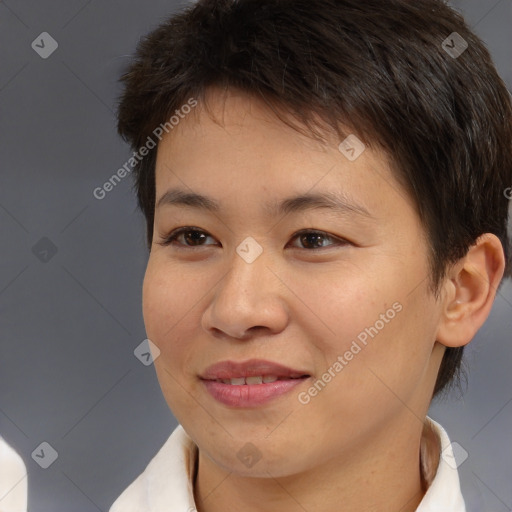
[435,233,506,348]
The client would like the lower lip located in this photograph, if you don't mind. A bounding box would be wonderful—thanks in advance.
[202,378,309,407]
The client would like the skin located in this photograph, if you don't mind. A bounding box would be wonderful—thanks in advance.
[142,88,505,512]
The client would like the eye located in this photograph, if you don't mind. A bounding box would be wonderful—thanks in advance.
[158,227,219,248]
[287,229,349,250]
[157,227,350,251]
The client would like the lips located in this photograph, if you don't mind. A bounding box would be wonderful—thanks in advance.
[200,359,310,381]
[200,359,310,407]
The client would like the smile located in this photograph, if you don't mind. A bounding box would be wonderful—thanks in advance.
[200,359,311,407]
[212,375,306,385]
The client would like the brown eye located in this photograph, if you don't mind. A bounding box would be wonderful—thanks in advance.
[288,230,349,250]
[159,227,218,248]
[158,227,350,251]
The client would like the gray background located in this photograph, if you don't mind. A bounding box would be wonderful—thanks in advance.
[0,1,511,511]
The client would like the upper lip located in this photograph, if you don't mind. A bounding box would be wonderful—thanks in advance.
[200,359,310,380]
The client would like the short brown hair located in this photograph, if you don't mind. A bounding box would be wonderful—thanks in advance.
[116,0,512,397]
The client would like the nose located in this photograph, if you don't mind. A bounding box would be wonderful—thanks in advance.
[201,246,289,340]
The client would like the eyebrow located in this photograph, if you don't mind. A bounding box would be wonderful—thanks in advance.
[156,187,375,220]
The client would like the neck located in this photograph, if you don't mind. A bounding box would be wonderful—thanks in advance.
[193,415,437,512]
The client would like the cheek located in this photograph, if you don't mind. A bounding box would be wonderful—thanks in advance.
[142,258,200,362]
[286,262,397,354]
[296,260,434,387]
[142,259,208,415]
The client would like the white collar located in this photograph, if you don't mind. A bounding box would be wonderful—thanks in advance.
[0,437,27,512]
[110,417,466,511]
[416,418,466,511]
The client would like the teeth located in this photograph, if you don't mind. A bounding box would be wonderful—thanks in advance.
[246,376,263,385]
[216,375,281,385]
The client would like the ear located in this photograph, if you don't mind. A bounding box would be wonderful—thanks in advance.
[435,233,506,348]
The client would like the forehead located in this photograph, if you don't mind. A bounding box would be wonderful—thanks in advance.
[153,89,416,222]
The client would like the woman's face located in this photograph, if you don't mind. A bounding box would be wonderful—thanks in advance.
[143,89,446,477]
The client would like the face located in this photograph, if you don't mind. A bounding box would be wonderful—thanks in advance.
[143,89,446,477]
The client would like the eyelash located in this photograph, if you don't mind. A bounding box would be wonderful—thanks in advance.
[157,227,351,251]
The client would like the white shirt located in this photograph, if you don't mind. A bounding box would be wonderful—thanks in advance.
[110,417,466,511]
[0,437,27,512]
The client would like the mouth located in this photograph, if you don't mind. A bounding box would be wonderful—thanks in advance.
[200,358,310,381]
[200,359,311,407]
[208,374,308,385]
